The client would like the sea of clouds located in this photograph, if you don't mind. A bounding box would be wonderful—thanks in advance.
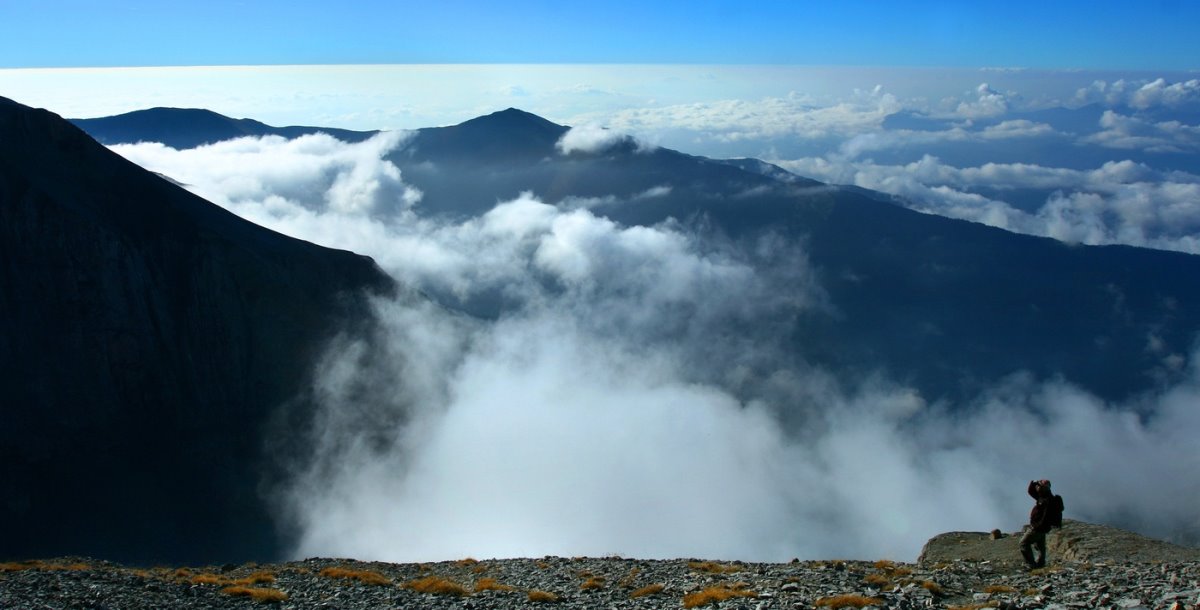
[109,77,1200,562]
[587,77,1200,254]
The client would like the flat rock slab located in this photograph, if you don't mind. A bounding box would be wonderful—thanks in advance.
[919,520,1200,566]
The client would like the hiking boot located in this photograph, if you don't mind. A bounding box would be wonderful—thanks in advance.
[1020,548,1036,568]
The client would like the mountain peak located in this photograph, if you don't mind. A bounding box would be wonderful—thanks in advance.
[414,108,569,164]
[454,107,566,133]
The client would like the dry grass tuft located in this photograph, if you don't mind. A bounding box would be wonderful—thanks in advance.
[535,560,551,570]
[320,567,392,586]
[580,576,606,590]
[863,573,892,587]
[982,584,1016,594]
[527,589,561,603]
[617,566,641,588]
[629,583,666,598]
[0,562,34,572]
[232,571,276,586]
[814,594,884,608]
[682,584,757,608]
[687,561,742,574]
[455,558,479,567]
[220,586,288,603]
[404,575,469,596]
[474,577,516,593]
[873,559,896,570]
[191,573,228,585]
[921,580,945,596]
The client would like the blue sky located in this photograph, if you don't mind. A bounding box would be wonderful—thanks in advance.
[2,0,1198,69]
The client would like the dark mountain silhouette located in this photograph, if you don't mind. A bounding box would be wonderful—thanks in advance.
[70,107,378,149]
[0,97,393,564]
[71,107,1200,404]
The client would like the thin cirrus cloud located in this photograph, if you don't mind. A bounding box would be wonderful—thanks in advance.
[108,129,1200,562]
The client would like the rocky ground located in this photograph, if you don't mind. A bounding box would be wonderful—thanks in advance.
[3,522,1198,609]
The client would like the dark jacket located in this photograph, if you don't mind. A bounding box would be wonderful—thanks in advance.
[1028,481,1064,533]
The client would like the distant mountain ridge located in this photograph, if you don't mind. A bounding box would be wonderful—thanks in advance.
[1,97,393,563]
[71,107,378,148]
[71,106,1200,404]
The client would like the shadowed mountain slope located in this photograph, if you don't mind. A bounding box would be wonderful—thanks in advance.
[0,97,393,564]
[70,107,378,149]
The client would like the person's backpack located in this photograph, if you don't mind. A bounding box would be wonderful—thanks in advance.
[1048,494,1065,528]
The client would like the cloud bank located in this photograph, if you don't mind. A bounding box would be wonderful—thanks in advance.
[110,129,1200,563]
[776,154,1200,254]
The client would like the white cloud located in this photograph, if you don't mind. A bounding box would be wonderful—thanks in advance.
[1075,78,1200,110]
[980,119,1055,139]
[109,129,1200,564]
[951,82,1012,118]
[832,120,1062,161]
[587,88,902,145]
[775,154,1200,254]
[555,124,629,154]
[1083,110,1200,154]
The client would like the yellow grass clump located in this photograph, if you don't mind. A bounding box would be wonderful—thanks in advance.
[528,589,561,603]
[320,567,392,586]
[682,584,757,608]
[233,571,276,586]
[580,576,606,590]
[220,585,288,603]
[814,594,885,608]
[863,573,892,587]
[629,583,666,598]
[404,575,469,596]
[474,577,516,592]
[921,580,945,596]
[983,584,1016,594]
[190,573,228,585]
[687,561,742,574]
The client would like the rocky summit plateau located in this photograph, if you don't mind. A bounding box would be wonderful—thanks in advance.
[3,522,1198,610]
